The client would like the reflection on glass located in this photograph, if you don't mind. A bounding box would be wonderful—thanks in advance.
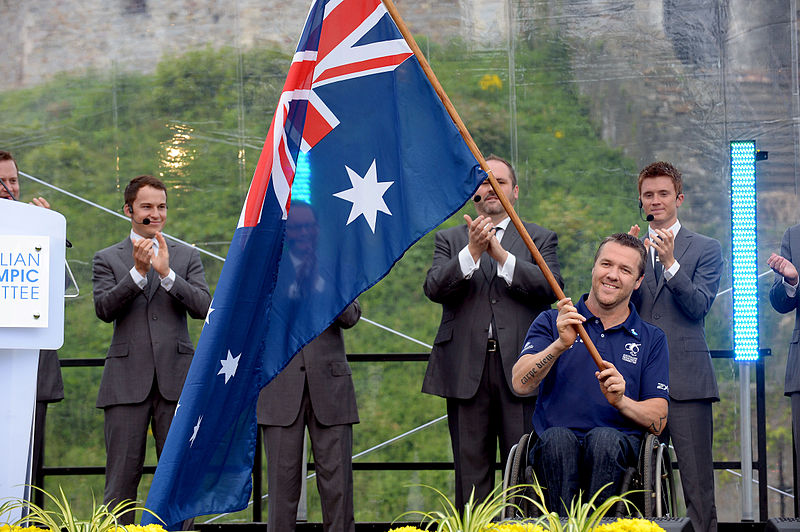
[159,123,195,177]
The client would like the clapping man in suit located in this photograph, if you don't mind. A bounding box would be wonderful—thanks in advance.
[423,155,563,510]
[768,224,800,509]
[630,161,722,532]
[0,150,65,492]
[92,175,211,523]
[257,202,361,532]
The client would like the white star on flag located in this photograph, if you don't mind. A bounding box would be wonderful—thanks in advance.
[333,159,394,233]
[205,305,215,325]
[175,402,181,416]
[218,351,241,384]
[189,415,203,447]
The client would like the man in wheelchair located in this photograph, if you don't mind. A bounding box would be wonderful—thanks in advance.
[511,233,669,515]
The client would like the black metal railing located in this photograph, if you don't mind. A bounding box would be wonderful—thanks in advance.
[40,349,774,522]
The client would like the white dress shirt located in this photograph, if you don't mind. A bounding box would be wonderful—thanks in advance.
[128,230,175,291]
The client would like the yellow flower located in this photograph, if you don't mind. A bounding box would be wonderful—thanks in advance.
[479,74,503,91]
[387,527,426,532]
[595,518,666,532]
[486,522,547,532]
[0,527,52,532]
[112,525,168,532]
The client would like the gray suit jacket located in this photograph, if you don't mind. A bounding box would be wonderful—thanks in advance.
[37,349,64,403]
[633,226,722,401]
[769,224,800,396]
[257,300,361,427]
[422,220,562,400]
[92,237,211,408]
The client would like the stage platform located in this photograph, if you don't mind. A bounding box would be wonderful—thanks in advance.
[194,520,777,532]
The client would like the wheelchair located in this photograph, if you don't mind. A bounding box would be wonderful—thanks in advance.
[501,431,677,519]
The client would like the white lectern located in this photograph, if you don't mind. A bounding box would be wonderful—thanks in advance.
[0,200,65,522]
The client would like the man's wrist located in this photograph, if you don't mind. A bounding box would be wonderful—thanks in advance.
[552,337,572,353]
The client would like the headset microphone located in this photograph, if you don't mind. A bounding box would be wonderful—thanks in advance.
[128,204,151,225]
[473,195,481,202]
[638,200,654,223]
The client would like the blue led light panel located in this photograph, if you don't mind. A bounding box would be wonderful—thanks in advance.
[730,140,759,361]
[292,151,312,204]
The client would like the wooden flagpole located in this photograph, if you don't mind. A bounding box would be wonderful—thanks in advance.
[382,0,605,371]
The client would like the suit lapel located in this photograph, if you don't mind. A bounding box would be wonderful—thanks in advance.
[672,229,691,264]
[653,228,691,298]
[482,222,519,282]
[118,237,160,300]
[645,251,658,296]
[502,222,521,253]
[146,269,159,299]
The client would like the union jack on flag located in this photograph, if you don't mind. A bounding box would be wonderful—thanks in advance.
[144,0,483,527]
[240,0,413,226]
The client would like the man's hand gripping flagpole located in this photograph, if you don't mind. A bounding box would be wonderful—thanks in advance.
[382,0,605,371]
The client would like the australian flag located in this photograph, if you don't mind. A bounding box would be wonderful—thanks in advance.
[143,0,483,526]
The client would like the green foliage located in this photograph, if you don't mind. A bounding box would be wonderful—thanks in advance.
[3,486,155,532]
[396,483,536,532]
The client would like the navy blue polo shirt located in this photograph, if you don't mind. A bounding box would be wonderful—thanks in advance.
[520,294,669,438]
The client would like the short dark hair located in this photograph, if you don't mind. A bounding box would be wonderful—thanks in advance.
[486,154,517,187]
[124,175,167,207]
[0,150,18,172]
[638,161,682,196]
[594,232,647,278]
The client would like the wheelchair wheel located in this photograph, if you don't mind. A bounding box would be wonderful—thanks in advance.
[503,432,530,520]
[654,442,677,516]
[639,435,677,517]
[640,435,656,517]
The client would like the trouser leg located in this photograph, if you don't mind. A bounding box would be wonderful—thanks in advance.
[307,414,354,532]
[446,352,494,511]
[669,399,717,532]
[531,426,580,515]
[103,400,152,525]
[583,427,639,505]
[264,393,308,532]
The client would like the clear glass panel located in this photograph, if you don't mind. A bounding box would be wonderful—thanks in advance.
[2,0,798,523]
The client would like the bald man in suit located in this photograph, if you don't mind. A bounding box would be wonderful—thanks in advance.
[423,155,562,510]
[93,175,210,523]
[257,202,360,532]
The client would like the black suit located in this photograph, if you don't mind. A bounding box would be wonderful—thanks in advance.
[423,220,561,509]
[32,349,64,490]
[92,236,210,522]
[257,300,361,532]
[633,226,722,532]
[769,224,800,512]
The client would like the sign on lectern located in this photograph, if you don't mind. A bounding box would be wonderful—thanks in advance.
[0,199,67,522]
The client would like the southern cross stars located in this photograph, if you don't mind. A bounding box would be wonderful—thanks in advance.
[218,350,241,384]
[333,159,394,233]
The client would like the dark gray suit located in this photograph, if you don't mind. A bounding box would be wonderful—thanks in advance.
[92,237,210,520]
[633,226,722,532]
[423,220,561,509]
[257,300,360,532]
[769,223,800,512]
[33,349,64,489]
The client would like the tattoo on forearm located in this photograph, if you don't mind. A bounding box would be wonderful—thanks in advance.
[519,352,555,385]
[649,414,667,434]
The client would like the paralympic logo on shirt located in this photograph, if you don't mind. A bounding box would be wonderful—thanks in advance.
[622,342,640,365]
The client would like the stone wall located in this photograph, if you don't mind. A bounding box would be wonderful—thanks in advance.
[1,0,514,90]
